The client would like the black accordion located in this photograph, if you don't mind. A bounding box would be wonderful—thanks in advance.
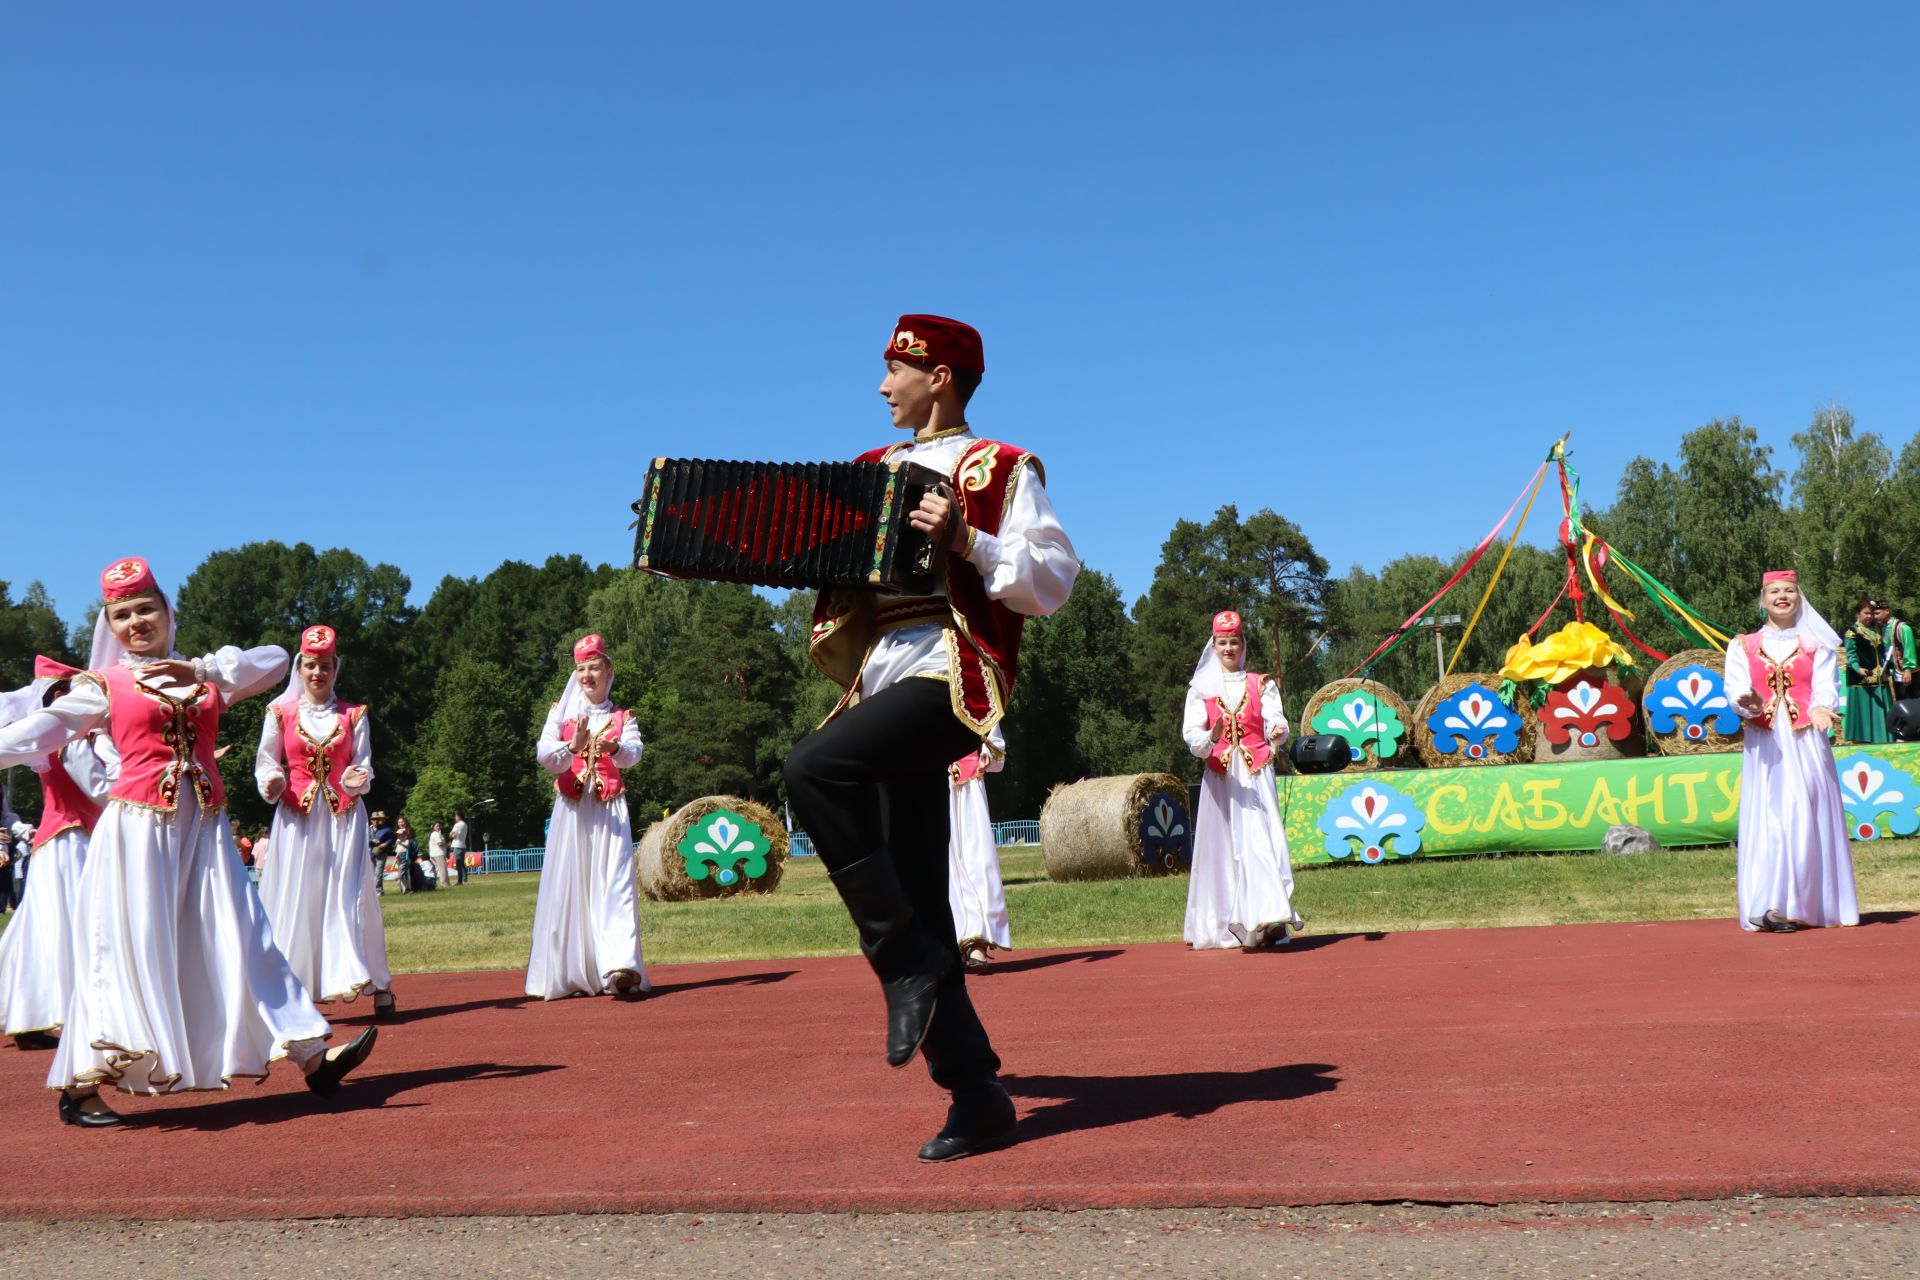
[632,457,946,593]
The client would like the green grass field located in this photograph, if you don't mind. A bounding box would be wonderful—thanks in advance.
[369,838,1920,973]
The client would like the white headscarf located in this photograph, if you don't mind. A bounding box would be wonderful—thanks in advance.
[1762,576,1842,654]
[272,655,344,711]
[89,592,180,671]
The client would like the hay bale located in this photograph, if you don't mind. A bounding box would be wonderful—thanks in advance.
[1301,678,1415,771]
[1643,647,1743,755]
[637,795,788,902]
[1532,664,1647,763]
[1040,773,1193,881]
[1412,674,1537,768]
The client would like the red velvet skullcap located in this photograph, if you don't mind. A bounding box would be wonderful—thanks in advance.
[1212,610,1243,636]
[884,314,985,374]
[1762,570,1797,585]
[573,633,609,664]
[34,655,82,680]
[99,556,158,601]
[301,625,338,659]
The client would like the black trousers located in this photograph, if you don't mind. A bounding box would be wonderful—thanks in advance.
[784,677,1001,1095]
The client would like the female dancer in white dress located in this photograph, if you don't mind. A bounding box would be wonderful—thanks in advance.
[1722,570,1859,932]
[948,726,1010,969]
[1182,609,1302,950]
[527,633,649,1000]
[0,557,376,1126]
[256,625,395,1016]
[0,659,118,1050]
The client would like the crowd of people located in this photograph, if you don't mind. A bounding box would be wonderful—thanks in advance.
[1842,598,1918,744]
[366,812,471,894]
[0,312,1887,1163]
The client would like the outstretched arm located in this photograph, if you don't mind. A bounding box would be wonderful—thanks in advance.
[0,681,109,770]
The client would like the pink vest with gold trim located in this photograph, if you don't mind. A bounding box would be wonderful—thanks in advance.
[1205,671,1274,775]
[554,708,628,802]
[98,665,226,811]
[276,700,365,816]
[1743,633,1816,731]
[33,747,102,850]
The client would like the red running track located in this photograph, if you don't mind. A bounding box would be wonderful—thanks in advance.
[2,915,1917,1219]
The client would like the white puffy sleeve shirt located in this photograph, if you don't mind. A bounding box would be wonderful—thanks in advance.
[1183,673,1290,758]
[538,702,644,776]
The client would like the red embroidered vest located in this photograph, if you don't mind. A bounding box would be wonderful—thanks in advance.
[554,708,628,802]
[33,746,103,850]
[276,700,365,816]
[1744,633,1816,731]
[809,437,1039,734]
[1205,671,1274,775]
[95,665,226,812]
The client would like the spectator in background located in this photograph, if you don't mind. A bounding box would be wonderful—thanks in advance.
[428,821,448,888]
[392,817,419,892]
[1844,598,1893,744]
[369,811,394,896]
[450,810,469,885]
[1876,600,1916,701]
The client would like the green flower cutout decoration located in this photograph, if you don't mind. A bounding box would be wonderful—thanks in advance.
[1310,691,1406,761]
[678,809,770,888]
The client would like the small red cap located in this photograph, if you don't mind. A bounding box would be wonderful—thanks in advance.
[884,314,985,374]
[100,556,158,601]
[1212,610,1243,636]
[573,633,608,664]
[301,625,338,659]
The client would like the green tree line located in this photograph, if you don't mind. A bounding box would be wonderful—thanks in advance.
[4,408,1917,839]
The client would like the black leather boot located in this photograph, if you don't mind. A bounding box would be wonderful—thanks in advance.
[828,853,952,1068]
[916,1082,1017,1162]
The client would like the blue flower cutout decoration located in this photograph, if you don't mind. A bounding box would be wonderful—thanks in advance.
[1426,683,1522,758]
[1137,790,1193,870]
[1317,780,1426,864]
[1645,664,1740,741]
[1834,754,1920,842]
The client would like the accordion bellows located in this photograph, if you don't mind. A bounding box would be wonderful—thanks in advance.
[632,457,945,593]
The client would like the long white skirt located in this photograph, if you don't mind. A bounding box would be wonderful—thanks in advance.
[260,797,391,1003]
[1736,720,1859,930]
[526,792,648,999]
[948,779,1011,951]
[47,795,331,1094]
[0,830,87,1036]
[1185,759,1298,949]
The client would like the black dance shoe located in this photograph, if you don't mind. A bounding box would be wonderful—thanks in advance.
[916,1084,1017,1163]
[372,992,397,1021]
[14,1030,60,1051]
[1760,910,1799,934]
[305,1027,378,1097]
[827,854,953,1068]
[58,1091,125,1128]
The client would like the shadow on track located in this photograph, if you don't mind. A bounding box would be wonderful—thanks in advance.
[1861,911,1917,927]
[333,994,536,1026]
[970,949,1123,975]
[140,1062,564,1132]
[648,970,798,998]
[1001,1061,1340,1144]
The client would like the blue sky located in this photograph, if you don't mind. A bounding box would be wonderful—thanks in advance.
[7,3,1917,629]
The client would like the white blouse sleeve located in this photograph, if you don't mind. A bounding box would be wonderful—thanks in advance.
[981,724,1007,775]
[347,711,375,792]
[1182,688,1214,757]
[0,680,109,771]
[63,734,117,803]
[1722,637,1757,718]
[197,645,290,702]
[255,706,287,797]
[959,459,1081,618]
[536,703,571,775]
[1263,679,1290,746]
[611,712,644,770]
[1813,644,1840,711]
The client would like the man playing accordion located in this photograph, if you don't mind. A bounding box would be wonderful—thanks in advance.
[784,314,1078,1162]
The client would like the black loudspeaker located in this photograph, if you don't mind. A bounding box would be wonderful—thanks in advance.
[1891,699,1920,743]
[1288,734,1353,774]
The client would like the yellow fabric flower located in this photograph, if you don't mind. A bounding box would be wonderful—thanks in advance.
[1499,621,1630,684]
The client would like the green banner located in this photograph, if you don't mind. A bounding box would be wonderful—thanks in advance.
[1281,741,1920,865]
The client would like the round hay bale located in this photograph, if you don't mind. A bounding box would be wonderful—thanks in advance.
[1412,674,1538,768]
[1040,773,1193,882]
[1532,664,1647,763]
[1301,679,1415,771]
[637,795,788,902]
[1642,647,1743,755]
